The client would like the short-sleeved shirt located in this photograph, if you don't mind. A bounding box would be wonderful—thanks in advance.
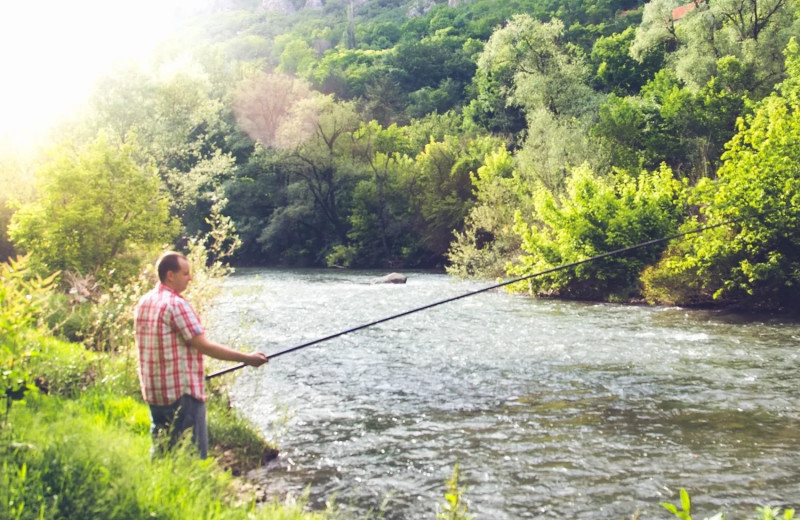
[135,283,205,406]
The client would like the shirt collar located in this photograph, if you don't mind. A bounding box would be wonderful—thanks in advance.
[158,283,181,297]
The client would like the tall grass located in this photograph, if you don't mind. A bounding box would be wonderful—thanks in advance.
[1,393,327,520]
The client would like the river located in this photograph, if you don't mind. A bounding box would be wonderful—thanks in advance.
[206,268,800,519]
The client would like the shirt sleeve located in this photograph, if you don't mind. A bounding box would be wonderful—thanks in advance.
[171,298,204,342]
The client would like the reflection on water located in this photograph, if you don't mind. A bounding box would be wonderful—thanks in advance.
[207,269,800,519]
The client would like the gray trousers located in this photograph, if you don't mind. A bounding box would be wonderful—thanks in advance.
[149,394,208,459]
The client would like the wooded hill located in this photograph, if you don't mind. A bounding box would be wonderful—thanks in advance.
[3,0,799,310]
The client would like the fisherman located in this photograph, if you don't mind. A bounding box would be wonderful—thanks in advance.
[134,251,269,458]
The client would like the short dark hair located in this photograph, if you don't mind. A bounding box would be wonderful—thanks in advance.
[156,252,187,283]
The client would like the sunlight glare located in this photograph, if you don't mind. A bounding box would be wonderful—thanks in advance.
[0,0,208,148]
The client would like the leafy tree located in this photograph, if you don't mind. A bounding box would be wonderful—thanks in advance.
[477,15,603,191]
[8,136,178,285]
[404,134,504,265]
[277,38,317,75]
[480,16,598,119]
[275,94,362,246]
[223,148,293,264]
[508,164,688,301]
[447,146,523,278]
[630,0,682,60]
[233,72,314,148]
[344,121,415,266]
[0,143,38,262]
[591,93,650,174]
[516,108,601,193]
[462,59,527,140]
[642,38,800,310]
[386,29,477,100]
[86,62,236,237]
[594,59,751,180]
[632,0,798,96]
[591,26,665,95]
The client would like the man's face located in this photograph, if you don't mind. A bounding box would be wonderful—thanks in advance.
[167,258,193,294]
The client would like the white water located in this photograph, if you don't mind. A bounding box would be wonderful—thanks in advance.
[207,269,800,519]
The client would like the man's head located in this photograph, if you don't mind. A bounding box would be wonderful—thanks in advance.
[156,252,192,294]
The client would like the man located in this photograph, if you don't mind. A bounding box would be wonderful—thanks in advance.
[134,251,268,458]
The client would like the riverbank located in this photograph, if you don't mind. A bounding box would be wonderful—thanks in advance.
[0,321,333,519]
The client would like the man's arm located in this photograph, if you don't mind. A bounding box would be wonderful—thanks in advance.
[187,333,269,366]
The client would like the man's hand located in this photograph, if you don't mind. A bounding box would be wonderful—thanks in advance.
[245,352,269,367]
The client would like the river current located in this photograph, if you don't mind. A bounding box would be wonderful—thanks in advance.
[207,269,800,519]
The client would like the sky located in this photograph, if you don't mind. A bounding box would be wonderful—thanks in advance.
[0,0,208,149]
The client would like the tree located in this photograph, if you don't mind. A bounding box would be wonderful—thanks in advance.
[476,15,603,192]
[591,26,665,95]
[447,146,523,278]
[480,16,598,119]
[633,0,798,96]
[86,62,237,237]
[641,38,800,310]
[277,38,317,75]
[0,142,37,262]
[593,55,752,180]
[8,135,178,285]
[275,94,362,246]
[233,72,313,148]
[404,134,503,264]
[508,164,688,301]
[345,121,415,266]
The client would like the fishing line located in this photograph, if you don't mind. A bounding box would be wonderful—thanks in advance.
[206,215,745,380]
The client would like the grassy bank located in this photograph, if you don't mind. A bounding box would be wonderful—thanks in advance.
[1,326,331,520]
[1,251,338,520]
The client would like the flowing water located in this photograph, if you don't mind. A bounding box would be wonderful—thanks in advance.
[207,269,800,519]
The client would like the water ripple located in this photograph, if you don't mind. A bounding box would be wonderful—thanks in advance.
[209,269,800,519]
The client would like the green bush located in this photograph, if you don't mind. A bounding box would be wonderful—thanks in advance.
[661,488,795,520]
[1,256,59,402]
[507,164,687,301]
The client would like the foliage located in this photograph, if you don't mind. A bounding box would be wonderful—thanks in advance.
[1,256,59,406]
[594,56,753,180]
[8,135,178,287]
[437,462,473,520]
[447,146,522,278]
[1,393,327,520]
[86,62,236,238]
[590,26,664,95]
[0,143,38,262]
[480,16,598,119]
[233,72,314,148]
[508,164,688,301]
[11,0,800,289]
[661,487,795,520]
[632,0,798,96]
[642,39,800,310]
[185,199,243,318]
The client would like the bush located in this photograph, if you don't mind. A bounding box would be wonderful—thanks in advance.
[1,255,59,402]
[507,164,687,301]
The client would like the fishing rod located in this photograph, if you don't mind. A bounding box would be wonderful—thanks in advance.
[206,216,744,380]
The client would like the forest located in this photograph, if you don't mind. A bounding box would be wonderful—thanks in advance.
[2,0,799,312]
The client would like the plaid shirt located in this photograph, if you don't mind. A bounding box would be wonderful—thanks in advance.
[135,283,205,406]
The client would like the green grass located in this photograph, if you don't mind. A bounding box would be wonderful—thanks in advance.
[1,392,327,520]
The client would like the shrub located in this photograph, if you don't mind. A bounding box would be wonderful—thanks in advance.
[507,164,687,301]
